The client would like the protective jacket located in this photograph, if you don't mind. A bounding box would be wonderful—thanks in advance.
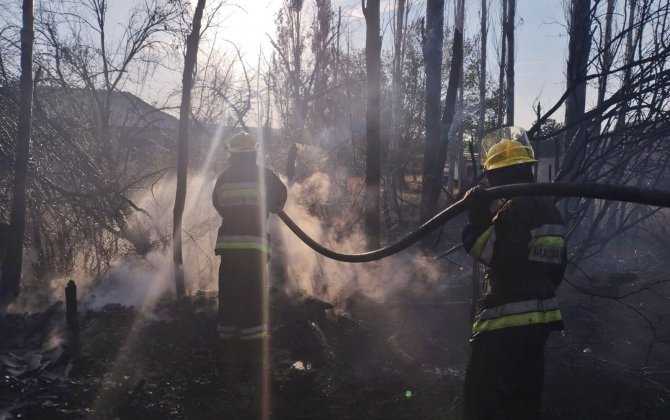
[462,195,566,335]
[212,158,287,256]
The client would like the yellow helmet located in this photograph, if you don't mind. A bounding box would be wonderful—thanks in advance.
[228,132,257,153]
[480,126,537,171]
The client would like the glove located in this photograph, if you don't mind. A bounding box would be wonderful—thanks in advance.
[462,186,492,223]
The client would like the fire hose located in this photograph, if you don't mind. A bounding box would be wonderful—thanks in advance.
[276,182,670,263]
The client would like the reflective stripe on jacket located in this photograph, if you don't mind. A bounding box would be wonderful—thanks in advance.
[472,297,562,334]
[469,222,567,266]
[214,182,266,207]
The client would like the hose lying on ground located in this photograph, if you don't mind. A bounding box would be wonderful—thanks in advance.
[276,182,670,263]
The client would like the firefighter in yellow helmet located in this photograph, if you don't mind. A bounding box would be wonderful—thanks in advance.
[212,132,287,365]
[461,127,566,420]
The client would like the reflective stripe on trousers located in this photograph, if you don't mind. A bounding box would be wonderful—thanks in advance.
[215,235,268,253]
[217,324,267,340]
[472,297,561,334]
[240,325,267,341]
[217,324,237,340]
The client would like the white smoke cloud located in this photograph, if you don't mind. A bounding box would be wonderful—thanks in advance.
[272,172,443,306]
[85,251,174,310]
[13,167,444,314]
[35,173,222,313]
[85,172,221,309]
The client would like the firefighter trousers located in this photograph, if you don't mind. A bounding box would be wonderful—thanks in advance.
[463,324,551,420]
[218,249,268,341]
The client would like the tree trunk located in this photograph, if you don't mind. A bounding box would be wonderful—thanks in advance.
[497,0,507,126]
[478,0,488,141]
[616,0,637,130]
[437,0,465,183]
[388,0,406,223]
[334,6,341,85]
[607,0,636,233]
[597,0,615,110]
[1,0,35,306]
[363,0,382,250]
[505,0,515,126]
[422,0,464,225]
[284,2,305,183]
[561,0,593,183]
[173,0,206,298]
[419,0,444,223]
[285,142,298,185]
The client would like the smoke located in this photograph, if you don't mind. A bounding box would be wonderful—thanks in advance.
[6,173,222,314]
[83,252,174,310]
[11,166,444,314]
[80,172,221,310]
[272,172,443,306]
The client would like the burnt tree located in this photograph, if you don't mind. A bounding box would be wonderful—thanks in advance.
[497,0,507,126]
[420,0,444,223]
[505,0,515,125]
[561,0,593,182]
[362,0,381,250]
[387,0,407,223]
[1,0,34,306]
[422,0,464,226]
[173,0,207,298]
[477,0,488,141]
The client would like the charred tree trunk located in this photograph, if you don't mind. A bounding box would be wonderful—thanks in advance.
[334,6,341,85]
[285,142,298,186]
[505,0,515,125]
[420,0,445,223]
[388,0,407,223]
[497,0,507,127]
[283,1,304,184]
[363,0,382,250]
[616,0,637,130]
[173,0,206,298]
[597,0,615,109]
[561,0,593,183]
[1,0,35,306]
[607,0,636,234]
[436,0,464,186]
[423,0,464,227]
[478,0,488,142]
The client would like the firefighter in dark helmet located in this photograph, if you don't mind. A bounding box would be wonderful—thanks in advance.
[461,127,567,420]
[212,132,287,348]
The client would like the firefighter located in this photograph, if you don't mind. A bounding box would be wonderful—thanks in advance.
[461,127,566,420]
[212,132,287,350]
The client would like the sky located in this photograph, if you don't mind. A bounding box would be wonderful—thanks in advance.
[108,0,570,129]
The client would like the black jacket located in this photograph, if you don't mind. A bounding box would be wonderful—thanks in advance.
[463,195,567,331]
[212,155,287,255]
